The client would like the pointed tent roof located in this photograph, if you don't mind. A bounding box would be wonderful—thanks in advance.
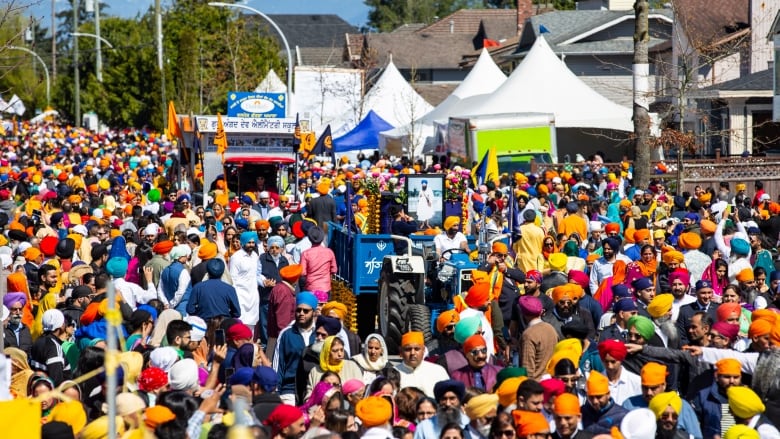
[333,110,395,152]
[456,36,632,131]
[255,70,287,93]
[381,49,507,153]
[329,59,433,136]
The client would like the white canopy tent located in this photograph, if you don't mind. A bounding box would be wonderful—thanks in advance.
[328,60,433,141]
[254,69,287,93]
[381,48,508,155]
[452,36,633,132]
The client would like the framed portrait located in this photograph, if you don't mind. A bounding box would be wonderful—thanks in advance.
[405,174,444,229]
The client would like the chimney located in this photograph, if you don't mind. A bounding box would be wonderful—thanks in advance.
[450,19,454,33]
[517,0,533,35]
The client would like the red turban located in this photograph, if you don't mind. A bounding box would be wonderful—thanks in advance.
[138,367,169,392]
[40,236,58,257]
[226,323,253,341]
[263,405,304,436]
[598,339,628,362]
[465,282,491,308]
[668,268,691,287]
[712,322,739,342]
[540,378,566,404]
[153,240,174,254]
[605,223,620,234]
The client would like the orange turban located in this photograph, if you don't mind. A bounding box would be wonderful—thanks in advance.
[748,319,773,338]
[145,405,177,429]
[279,264,303,282]
[619,200,632,209]
[605,223,620,234]
[355,396,392,428]
[716,358,741,376]
[496,377,527,407]
[255,219,270,229]
[401,331,424,346]
[463,334,487,355]
[641,362,668,386]
[436,309,460,333]
[153,240,174,254]
[736,268,754,282]
[24,247,42,262]
[471,270,490,285]
[662,250,684,265]
[552,284,576,303]
[322,301,348,321]
[700,220,716,235]
[465,282,491,308]
[633,229,650,242]
[586,254,600,263]
[492,242,508,254]
[699,192,712,203]
[623,228,636,244]
[678,232,702,250]
[717,303,742,322]
[586,370,610,396]
[513,410,550,436]
[553,392,581,416]
[197,242,218,260]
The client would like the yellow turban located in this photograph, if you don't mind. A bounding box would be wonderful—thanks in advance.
[444,216,460,230]
[586,370,609,396]
[80,416,126,439]
[464,393,500,420]
[727,386,765,419]
[49,400,88,436]
[648,391,682,419]
[736,183,747,192]
[119,351,144,390]
[495,376,527,407]
[546,339,582,376]
[662,250,684,265]
[647,293,674,319]
[723,425,760,439]
[322,301,348,321]
[549,253,568,272]
[355,396,392,428]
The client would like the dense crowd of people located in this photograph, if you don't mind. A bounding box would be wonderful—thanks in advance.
[1,120,780,439]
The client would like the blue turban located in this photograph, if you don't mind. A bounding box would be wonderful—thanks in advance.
[731,238,750,256]
[296,291,318,310]
[235,216,249,230]
[138,304,158,322]
[632,277,653,291]
[105,257,129,278]
[602,237,621,251]
[108,236,131,261]
[267,236,285,248]
[771,271,780,282]
[421,180,428,185]
[611,284,632,298]
[240,195,253,205]
[684,213,700,223]
[315,315,342,335]
[614,298,637,312]
[207,258,226,277]
[240,231,258,247]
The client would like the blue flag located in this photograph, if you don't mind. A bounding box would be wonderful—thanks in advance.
[471,146,499,186]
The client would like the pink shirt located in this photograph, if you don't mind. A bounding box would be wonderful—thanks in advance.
[300,245,337,292]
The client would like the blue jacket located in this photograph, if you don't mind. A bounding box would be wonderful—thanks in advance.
[690,382,728,439]
[160,261,191,315]
[624,395,703,439]
[581,399,628,435]
[187,279,242,320]
[275,324,315,395]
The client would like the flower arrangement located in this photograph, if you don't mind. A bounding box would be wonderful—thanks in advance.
[363,173,406,204]
[445,168,470,202]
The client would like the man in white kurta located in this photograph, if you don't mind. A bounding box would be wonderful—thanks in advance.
[394,331,450,398]
[229,231,260,330]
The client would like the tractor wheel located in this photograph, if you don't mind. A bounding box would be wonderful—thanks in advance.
[406,304,433,346]
[356,294,378,341]
[379,273,407,355]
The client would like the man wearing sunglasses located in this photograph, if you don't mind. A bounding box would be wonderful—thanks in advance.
[451,334,500,392]
[273,291,318,406]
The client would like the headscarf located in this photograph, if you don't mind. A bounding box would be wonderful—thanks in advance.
[149,309,182,347]
[300,381,334,412]
[352,333,388,372]
[4,347,33,398]
[320,336,344,373]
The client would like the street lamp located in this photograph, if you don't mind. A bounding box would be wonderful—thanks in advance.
[208,2,293,116]
[70,32,114,82]
[8,46,50,106]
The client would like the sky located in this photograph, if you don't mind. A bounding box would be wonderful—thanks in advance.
[27,0,370,30]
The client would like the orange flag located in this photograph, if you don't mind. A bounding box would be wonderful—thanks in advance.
[166,101,182,140]
[215,113,228,163]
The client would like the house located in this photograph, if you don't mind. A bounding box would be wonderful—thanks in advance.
[506,7,674,108]
[257,14,358,67]
[688,0,780,155]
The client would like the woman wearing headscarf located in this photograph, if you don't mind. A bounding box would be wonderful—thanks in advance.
[306,336,362,399]
[702,258,729,301]
[350,334,388,386]
[625,244,658,288]
[4,347,34,398]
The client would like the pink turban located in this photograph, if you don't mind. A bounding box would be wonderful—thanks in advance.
[668,268,691,287]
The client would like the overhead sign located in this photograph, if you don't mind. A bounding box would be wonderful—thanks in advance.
[195,116,296,134]
[227,92,286,118]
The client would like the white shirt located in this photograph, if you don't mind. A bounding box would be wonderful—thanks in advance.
[609,366,642,405]
[459,307,495,357]
[156,266,191,309]
[672,295,696,321]
[395,360,450,398]
[114,278,158,310]
[434,232,467,257]
[229,249,260,326]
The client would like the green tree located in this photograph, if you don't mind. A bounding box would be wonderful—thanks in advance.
[365,0,482,32]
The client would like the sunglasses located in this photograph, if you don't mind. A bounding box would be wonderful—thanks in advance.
[296,308,313,314]
[469,347,488,356]
[494,430,515,438]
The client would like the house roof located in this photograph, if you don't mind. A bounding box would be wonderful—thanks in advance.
[262,14,358,50]
[691,68,772,98]
[361,32,477,69]
[296,46,348,67]
[417,8,518,40]
[413,83,459,106]
[673,0,749,51]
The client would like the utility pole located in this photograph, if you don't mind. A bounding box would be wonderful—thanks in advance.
[156,0,166,128]
[52,0,56,82]
[73,0,81,127]
[94,0,102,82]
[632,0,651,189]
